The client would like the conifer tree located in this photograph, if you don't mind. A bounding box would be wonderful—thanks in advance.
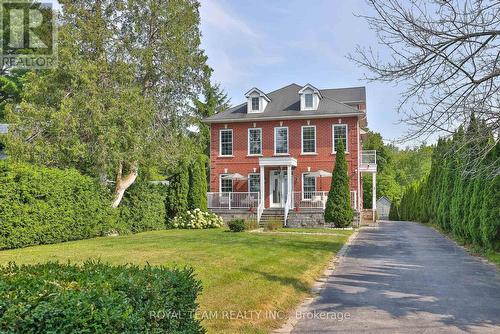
[324,141,353,227]
[188,154,208,211]
[165,165,189,219]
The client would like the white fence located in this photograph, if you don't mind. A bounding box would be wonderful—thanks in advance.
[293,191,328,209]
[207,192,260,209]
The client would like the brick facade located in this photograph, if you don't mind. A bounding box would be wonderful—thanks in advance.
[209,116,361,208]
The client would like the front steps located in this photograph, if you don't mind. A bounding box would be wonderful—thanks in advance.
[259,208,284,228]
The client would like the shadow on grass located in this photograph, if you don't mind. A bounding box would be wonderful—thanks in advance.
[242,268,311,293]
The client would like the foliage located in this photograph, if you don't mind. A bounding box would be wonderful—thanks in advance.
[5,0,209,206]
[170,209,223,229]
[118,182,167,234]
[244,219,259,231]
[388,202,399,220]
[398,118,499,251]
[0,162,112,249]
[0,261,203,334]
[362,130,432,207]
[264,219,283,231]
[324,140,353,227]
[228,219,245,232]
[166,165,190,219]
[188,154,208,211]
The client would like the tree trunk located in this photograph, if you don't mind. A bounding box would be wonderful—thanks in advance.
[111,162,138,208]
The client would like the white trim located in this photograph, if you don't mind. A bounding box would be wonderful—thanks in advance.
[332,124,348,154]
[219,174,233,193]
[203,112,362,124]
[247,127,262,156]
[274,126,289,155]
[301,125,316,154]
[269,170,288,208]
[219,128,233,157]
[248,173,260,193]
[301,173,317,201]
[259,157,297,167]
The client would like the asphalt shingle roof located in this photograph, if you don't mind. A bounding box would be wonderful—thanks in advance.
[204,83,366,123]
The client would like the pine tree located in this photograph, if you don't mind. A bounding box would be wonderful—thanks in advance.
[188,154,208,211]
[324,141,353,227]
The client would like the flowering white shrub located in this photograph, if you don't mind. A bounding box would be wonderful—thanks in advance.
[171,209,224,229]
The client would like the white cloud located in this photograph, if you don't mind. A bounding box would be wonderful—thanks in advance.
[200,0,258,38]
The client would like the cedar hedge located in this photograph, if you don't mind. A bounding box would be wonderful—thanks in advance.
[0,162,112,249]
[0,261,204,334]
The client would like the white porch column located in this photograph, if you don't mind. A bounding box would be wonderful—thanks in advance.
[287,165,292,208]
[372,172,377,221]
[260,166,265,208]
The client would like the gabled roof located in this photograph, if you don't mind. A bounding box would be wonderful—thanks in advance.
[245,87,271,102]
[204,83,366,124]
[298,83,323,98]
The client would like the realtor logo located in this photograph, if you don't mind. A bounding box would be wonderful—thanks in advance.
[1,1,57,68]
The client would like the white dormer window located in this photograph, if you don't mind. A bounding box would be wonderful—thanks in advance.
[245,87,271,113]
[251,97,260,111]
[305,93,313,108]
[299,84,322,111]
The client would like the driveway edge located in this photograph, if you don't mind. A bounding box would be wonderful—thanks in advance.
[271,228,360,334]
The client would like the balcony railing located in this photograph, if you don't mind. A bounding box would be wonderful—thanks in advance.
[360,150,377,172]
[207,192,260,209]
[293,191,328,209]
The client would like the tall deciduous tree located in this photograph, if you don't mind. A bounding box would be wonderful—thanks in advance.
[5,0,208,207]
[324,141,353,227]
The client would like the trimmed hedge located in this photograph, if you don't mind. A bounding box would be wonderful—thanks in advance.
[119,181,167,234]
[0,162,112,249]
[0,261,204,333]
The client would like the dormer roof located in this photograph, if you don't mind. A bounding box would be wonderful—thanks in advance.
[244,87,271,102]
[298,83,323,98]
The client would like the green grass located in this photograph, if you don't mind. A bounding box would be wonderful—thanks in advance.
[0,228,351,334]
[279,227,353,235]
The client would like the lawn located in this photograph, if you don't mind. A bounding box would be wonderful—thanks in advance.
[0,228,351,334]
[279,227,354,234]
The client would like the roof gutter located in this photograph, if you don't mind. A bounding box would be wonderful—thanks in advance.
[203,112,365,124]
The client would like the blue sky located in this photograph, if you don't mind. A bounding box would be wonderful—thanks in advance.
[199,0,413,145]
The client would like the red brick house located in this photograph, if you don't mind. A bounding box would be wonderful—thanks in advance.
[204,83,377,227]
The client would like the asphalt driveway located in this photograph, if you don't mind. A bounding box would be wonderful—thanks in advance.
[291,221,500,333]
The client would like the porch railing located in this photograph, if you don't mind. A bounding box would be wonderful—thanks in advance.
[293,191,328,209]
[360,150,377,172]
[207,192,260,209]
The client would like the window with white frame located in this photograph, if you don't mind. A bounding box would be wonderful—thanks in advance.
[274,127,288,154]
[248,128,262,155]
[333,124,348,153]
[248,174,260,193]
[301,125,316,153]
[220,175,233,193]
[251,97,260,111]
[219,129,233,156]
[304,93,313,108]
[302,174,316,200]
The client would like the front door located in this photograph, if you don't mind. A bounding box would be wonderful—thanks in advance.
[270,170,288,208]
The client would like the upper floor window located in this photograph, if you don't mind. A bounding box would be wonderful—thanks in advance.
[301,125,316,154]
[251,97,260,111]
[333,124,348,153]
[305,93,313,108]
[219,129,233,156]
[248,128,262,155]
[274,127,288,154]
[248,173,260,193]
[220,174,233,192]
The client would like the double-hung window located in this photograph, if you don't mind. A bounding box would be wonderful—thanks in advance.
[220,175,233,193]
[333,124,348,153]
[302,174,317,200]
[304,93,313,108]
[248,174,260,193]
[274,127,288,154]
[248,128,262,155]
[301,125,316,154]
[219,129,233,156]
[251,97,260,111]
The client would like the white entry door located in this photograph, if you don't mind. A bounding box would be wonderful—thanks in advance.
[270,170,288,208]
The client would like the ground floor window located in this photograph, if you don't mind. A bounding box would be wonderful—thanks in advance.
[220,175,233,192]
[302,174,317,200]
[248,173,260,193]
